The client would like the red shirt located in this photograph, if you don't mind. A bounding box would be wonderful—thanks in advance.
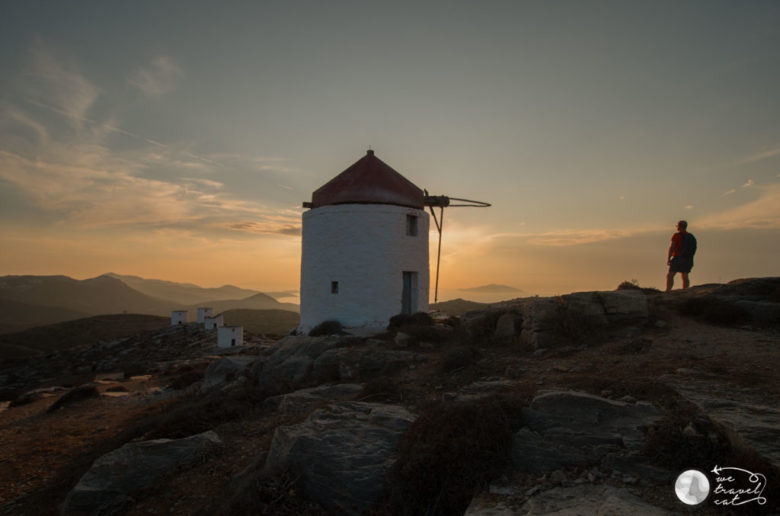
[669,231,687,257]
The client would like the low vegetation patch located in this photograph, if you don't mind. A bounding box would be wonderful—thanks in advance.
[308,320,343,337]
[439,346,480,373]
[385,395,524,515]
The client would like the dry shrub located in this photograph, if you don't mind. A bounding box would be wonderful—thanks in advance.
[167,370,204,390]
[677,298,750,325]
[617,280,642,290]
[308,320,343,337]
[439,346,479,373]
[389,312,434,330]
[643,415,732,471]
[141,385,270,439]
[358,376,403,403]
[46,384,100,413]
[385,395,524,515]
[222,464,328,516]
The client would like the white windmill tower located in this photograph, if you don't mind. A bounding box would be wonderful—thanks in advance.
[299,150,430,333]
[298,149,490,334]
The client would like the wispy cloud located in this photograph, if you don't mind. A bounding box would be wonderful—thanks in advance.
[523,228,637,246]
[26,40,100,129]
[697,184,780,230]
[129,56,183,97]
[734,145,780,166]
[684,205,694,210]
[742,178,755,188]
[721,189,736,197]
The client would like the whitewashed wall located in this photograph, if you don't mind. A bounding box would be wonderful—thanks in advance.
[204,314,223,330]
[171,310,188,326]
[197,307,213,324]
[299,204,429,332]
[217,326,243,348]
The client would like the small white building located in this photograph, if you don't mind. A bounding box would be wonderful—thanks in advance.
[299,150,429,333]
[204,314,224,330]
[197,307,213,324]
[217,326,243,348]
[171,310,189,326]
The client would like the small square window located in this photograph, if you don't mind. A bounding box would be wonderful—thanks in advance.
[406,214,418,236]
[331,281,339,294]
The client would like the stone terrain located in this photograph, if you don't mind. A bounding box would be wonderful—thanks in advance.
[0,277,778,515]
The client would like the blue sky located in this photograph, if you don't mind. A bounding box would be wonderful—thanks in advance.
[1,1,778,300]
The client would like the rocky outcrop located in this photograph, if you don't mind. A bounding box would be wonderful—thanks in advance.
[263,402,416,514]
[512,391,663,474]
[466,484,670,515]
[250,335,425,392]
[201,356,254,392]
[263,383,364,413]
[62,431,223,515]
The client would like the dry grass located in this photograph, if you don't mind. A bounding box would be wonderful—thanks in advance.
[385,395,525,516]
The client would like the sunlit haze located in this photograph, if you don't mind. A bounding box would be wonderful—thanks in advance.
[2,1,779,302]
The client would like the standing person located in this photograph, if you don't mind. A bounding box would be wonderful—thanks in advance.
[666,220,697,291]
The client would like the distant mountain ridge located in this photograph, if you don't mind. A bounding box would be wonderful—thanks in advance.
[0,274,299,334]
[105,273,260,305]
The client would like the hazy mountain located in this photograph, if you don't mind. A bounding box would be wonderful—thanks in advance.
[458,284,521,294]
[105,273,260,305]
[185,293,299,314]
[0,298,88,335]
[0,275,172,318]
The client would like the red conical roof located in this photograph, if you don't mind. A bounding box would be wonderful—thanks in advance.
[309,150,424,209]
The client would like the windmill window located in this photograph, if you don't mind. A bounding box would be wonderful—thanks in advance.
[331,281,339,294]
[406,215,418,236]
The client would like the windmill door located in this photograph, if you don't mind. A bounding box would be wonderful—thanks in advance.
[402,271,418,315]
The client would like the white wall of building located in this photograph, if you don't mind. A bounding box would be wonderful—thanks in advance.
[204,314,224,330]
[197,307,213,324]
[217,326,243,348]
[171,310,188,326]
[299,203,429,333]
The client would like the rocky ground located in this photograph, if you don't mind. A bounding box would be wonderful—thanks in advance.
[0,278,778,515]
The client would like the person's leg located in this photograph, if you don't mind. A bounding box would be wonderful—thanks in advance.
[666,270,675,291]
[681,272,689,289]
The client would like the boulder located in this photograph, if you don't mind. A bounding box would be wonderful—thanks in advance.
[494,312,521,339]
[264,402,416,514]
[511,391,662,473]
[466,484,669,515]
[263,383,364,413]
[598,290,648,321]
[249,335,345,391]
[62,431,222,515]
[201,356,254,392]
[311,346,424,382]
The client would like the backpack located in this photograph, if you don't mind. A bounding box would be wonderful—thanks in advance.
[680,233,697,259]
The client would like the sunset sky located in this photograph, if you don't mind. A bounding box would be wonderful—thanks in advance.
[1,1,779,302]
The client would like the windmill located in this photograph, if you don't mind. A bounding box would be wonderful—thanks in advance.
[424,190,491,303]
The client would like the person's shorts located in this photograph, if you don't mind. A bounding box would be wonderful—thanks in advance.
[670,256,693,273]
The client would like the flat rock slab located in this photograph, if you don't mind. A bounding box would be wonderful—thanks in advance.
[62,431,222,516]
[662,374,780,469]
[263,383,364,413]
[467,484,670,515]
[264,401,416,514]
[512,391,663,474]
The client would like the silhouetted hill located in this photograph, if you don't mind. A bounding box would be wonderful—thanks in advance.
[0,275,172,318]
[0,298,87,335]
[105,273,260,305]
[186,293,299,314]
[0,313,169,360]
[430,298,489,316]
[223,309,300,336]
